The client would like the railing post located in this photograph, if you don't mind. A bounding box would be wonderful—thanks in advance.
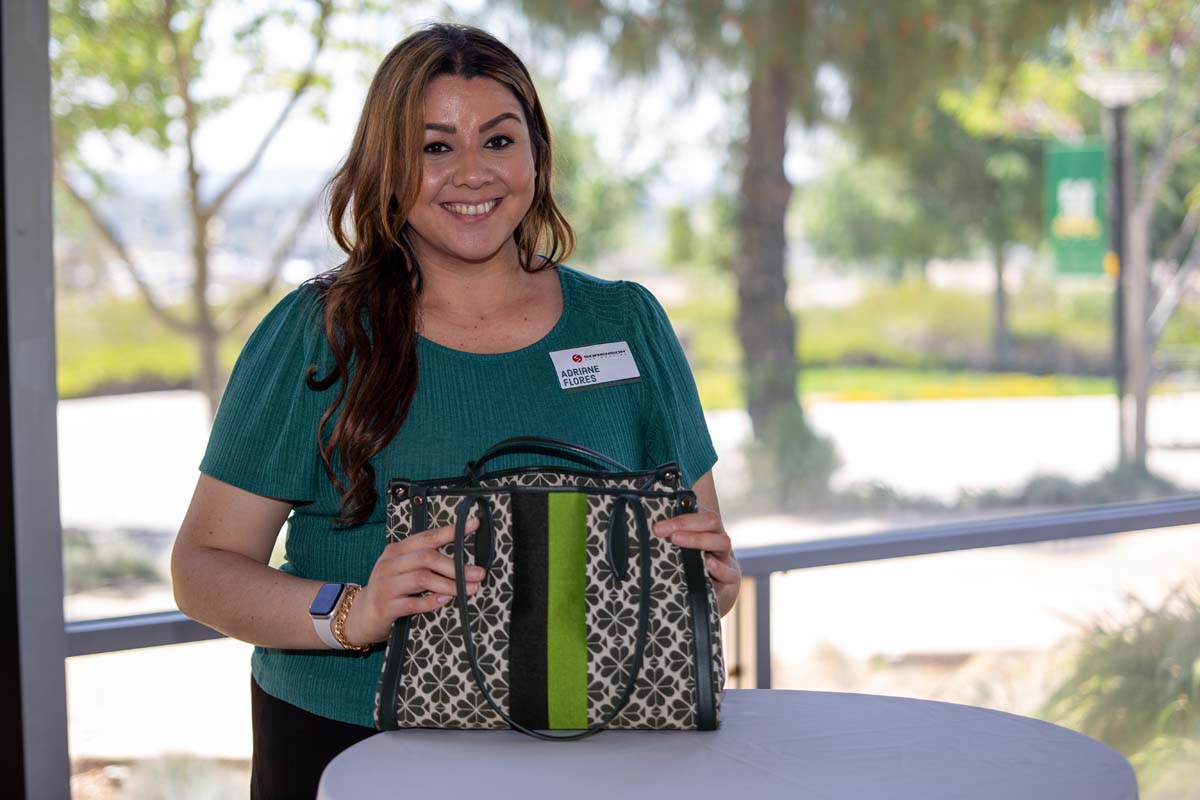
[755,574,771,689]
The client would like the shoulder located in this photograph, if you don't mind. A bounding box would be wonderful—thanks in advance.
[238,284,326,364]
[556,264,669,329]
[266,283,326,332]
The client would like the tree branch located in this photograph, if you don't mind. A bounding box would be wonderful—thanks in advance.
[1164,198,1200,266]
[203,0,334,220]
[1135,113,1200,222]
[1150,225,1200,341]
[1145,50,1182,197]
[216,178,327,335]
[161,0,209,229]
[54,166,196,335]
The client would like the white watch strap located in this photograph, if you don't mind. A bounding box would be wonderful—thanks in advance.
[312,613,344,649]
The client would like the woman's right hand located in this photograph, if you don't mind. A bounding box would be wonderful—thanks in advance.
[341,515,484,647]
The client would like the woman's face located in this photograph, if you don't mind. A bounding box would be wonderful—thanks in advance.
[404,74,538,269]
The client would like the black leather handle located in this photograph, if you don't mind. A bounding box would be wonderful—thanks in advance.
[464,436,631,482]
[452,491,653,741]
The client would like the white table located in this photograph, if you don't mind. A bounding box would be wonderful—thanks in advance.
[319,689,1137,799]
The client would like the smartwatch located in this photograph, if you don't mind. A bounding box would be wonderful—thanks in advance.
[309,582,349,649]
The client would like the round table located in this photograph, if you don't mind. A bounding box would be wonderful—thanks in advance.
[319,689,1137,799]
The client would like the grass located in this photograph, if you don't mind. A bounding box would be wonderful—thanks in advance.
[693,366,1116,410]
[53,278,1200,403]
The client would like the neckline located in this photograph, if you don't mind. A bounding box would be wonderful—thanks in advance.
[416,263,573,361]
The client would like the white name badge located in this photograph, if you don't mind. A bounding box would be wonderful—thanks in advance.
[549,341,641,393]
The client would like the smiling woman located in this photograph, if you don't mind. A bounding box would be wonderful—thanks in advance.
[172,21,735,800]
[407,79,538,269]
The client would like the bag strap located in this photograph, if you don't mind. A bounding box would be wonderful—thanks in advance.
[464,436,631,482]
[452,491,653,741]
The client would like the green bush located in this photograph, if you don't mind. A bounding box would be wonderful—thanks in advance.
[1038,581,1200,799]
[62,526,163,594]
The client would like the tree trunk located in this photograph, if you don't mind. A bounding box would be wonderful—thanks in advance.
[1126,208,1152,471]
[191,215,222,422]
[990,240,1011,370]
[734,61,800,438]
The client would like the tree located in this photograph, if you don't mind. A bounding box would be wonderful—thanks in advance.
[942,0,1200,469]
[804,104,1044,367]
[50,0,356,417]
[536,77,647,266]
[513,1,1103,454]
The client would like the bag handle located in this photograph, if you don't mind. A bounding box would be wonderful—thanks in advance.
[464,436,631,483]
[452,491,653,741]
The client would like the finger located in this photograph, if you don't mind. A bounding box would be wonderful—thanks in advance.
[388,516,478,555]
[388,593,453,618]
[652,510,721,537]
[669,530,732,554]
[705,554,741,584]
[389,550,487,584]
[385,570,481,598]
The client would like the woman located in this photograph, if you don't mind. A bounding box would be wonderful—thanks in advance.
[171,21,740,799]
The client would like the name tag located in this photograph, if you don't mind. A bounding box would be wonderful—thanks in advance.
[549,341,641,393]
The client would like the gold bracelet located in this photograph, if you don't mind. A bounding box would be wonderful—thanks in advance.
[333,584,372,652]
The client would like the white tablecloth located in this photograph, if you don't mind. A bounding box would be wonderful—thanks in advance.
[319,689,1137,799]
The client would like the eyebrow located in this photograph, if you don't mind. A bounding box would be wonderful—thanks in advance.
[425,111,522,134]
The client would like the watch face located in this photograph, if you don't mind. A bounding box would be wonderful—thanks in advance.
[309,583,344,617]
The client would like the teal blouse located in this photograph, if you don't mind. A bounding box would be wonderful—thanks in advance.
[197,263,719,727]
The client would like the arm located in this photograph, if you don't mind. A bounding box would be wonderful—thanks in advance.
[171,473,332,649]
[171,473,484,650]
[652,468,741,617]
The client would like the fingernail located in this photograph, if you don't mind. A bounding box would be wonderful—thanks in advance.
[468,567,485,578]
[467,517,479,527]
[436,594,452,603]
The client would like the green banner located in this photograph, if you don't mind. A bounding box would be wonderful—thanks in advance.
[1045,140,1108,274]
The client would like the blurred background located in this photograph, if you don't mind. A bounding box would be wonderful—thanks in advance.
[49,0,1200,797]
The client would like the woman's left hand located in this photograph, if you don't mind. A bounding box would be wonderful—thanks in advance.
[653,505,741,617]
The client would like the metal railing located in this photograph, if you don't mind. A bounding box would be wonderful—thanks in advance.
[68,496,1200,687]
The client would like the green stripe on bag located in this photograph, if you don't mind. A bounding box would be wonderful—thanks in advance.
[546,492,589,729]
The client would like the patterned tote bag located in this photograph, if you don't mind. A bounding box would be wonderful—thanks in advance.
[373,435,725,740]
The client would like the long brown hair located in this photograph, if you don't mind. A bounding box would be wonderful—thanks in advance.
[302,22,575,529]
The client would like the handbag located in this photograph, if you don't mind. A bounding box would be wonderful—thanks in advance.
[372,435,725,740]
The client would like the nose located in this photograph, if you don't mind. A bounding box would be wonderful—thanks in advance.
[452,145,493,190]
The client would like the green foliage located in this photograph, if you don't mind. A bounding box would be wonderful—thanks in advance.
[663,204,695,266]
[62,527,162,594]
[799,151,930,277]
[1038,580,1200,794]
[58,278,1199,402]
[536,77,645,265]
[50,0,340,166]
[801,103,1045,285]
[121,753,249,800]
[941,1,1200,262]
[56,291,268,399]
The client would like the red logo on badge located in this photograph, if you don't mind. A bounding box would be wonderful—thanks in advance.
[572,354,583,363]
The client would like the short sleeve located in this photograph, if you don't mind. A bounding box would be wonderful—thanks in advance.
[198,286,327,505]
[625,280,719,489]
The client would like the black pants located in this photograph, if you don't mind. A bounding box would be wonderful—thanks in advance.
[250,675,377,800]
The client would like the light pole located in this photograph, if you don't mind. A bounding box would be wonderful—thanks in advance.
[1077,69,1162,466]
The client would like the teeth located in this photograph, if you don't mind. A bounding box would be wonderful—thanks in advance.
[444,199,498,216]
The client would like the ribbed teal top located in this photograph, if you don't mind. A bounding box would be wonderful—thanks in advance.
[197,263,718,728]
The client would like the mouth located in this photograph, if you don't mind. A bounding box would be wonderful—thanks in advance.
[440,197,502,221]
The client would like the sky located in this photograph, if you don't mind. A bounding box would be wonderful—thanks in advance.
[75,1,827,209]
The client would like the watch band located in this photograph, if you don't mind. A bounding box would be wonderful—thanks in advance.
[310,583,347,650]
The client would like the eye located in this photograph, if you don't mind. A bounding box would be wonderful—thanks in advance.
[423,141,450,155]
[486,135,514,149]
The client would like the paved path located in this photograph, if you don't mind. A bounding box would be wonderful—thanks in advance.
[56,390,1200,533]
